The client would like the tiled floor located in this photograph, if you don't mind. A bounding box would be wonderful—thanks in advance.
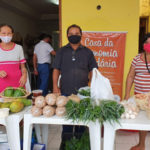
[47,125,150,150]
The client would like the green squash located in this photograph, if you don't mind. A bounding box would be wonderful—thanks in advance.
[4,87,14,97]
[13,88,26,97]
[16,98,32,106]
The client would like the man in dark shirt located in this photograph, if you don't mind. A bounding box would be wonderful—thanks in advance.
[53,24,97,149]
[53,24,97,95]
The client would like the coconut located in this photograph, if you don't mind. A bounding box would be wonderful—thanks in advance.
[45,94,57,106]
[43,106,55,117]
[35,96,46,108]
[68,94,80,103]
[31,106,42,117]
[56,107,66,117]
[56,96,68,107]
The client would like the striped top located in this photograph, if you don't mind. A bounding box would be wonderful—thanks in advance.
[0,43,26,64]
[132,53,150,94]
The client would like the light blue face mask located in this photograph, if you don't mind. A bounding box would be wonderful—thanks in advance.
[0,36,12,43]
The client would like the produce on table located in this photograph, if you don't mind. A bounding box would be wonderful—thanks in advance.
[3,86,27,98]
[0,98,31,114]
[78,88,90,97]
[0,102,2,108]
[132,92,150,119]
[4,87,14,97]
[45,94,57,106]
[31,106,43,117]
[13,88,26,97]
[43,106,55,117]
[134,93,149,110]
[120,100,139,119]
[144,94,150,119]
[56,107,66,117]
[56,96,68,107]
[10,101,24,113]
[65,98,125,124]
[35,96,46,108]
[31,94,68,117]
[68,94,80,103]
[16,98,32,106]
[99,100,125,124]
[1,102,11,108]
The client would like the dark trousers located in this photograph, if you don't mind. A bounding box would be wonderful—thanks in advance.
[62,125,86,140]
[37,63,50,96]
[61,93,86,140]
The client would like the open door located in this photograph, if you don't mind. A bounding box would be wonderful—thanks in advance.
[139,17,149,53]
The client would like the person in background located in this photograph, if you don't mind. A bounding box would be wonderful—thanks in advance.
[33,33,56,96]
[12,32,23,46]
[125,33,150,150]
[53,24,98,149]
[0,24,27,92]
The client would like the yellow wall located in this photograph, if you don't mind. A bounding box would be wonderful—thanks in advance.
[61,0,139,98]
[139,0,150,33]
[140,0,149,16]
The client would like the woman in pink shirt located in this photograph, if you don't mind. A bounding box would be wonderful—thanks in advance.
[0,24,27,92]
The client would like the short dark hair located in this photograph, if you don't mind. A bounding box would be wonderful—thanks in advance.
[39,33,51,40]
[143,33,150,43]
[67,24,82,35]
[0,24,14,33]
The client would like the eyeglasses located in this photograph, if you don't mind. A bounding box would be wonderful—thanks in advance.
[72,51,76,61]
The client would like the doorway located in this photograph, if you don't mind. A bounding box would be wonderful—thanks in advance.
[139,17,149,53]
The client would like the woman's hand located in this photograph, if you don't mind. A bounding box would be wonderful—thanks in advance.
[34,69,38,76]
[53,86,61,94]
[0,71,7,78]
[19,74,27,87]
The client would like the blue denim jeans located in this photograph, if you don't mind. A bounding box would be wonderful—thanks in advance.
[37,63,50,96]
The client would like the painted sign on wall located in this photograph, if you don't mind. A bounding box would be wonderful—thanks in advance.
[82,32,127,100]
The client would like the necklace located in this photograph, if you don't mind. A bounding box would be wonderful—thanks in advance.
[144,52,150,73]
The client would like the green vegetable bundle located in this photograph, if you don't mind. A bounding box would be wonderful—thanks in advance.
[78,89,90,96]
[65,98,125,124]
[100,100,125,124]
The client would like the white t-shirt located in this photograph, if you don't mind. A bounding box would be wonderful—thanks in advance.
[0,44,26,64]
[34,40,53,64]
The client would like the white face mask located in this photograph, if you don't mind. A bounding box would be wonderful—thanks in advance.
[0,36,12,43]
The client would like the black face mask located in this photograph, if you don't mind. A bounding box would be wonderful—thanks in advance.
[68,35,81,44]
